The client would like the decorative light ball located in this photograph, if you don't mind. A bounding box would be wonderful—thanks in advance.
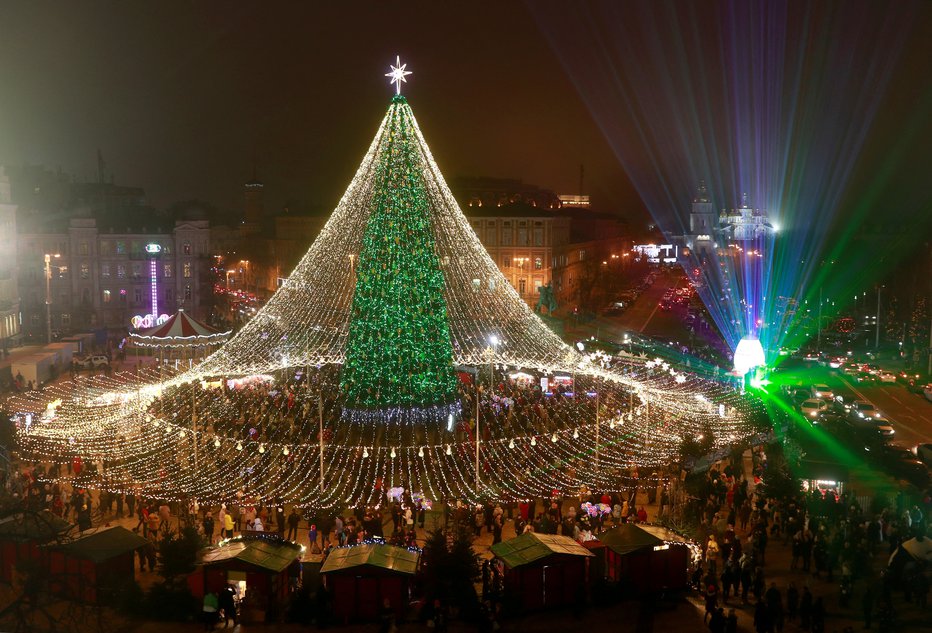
[178,430,185,439]
[418,447,424,457]
[362,448,369,458]
[508,439,515,449]
[258,444,265,454]
[236,441,243,451]
[283,446,290,456]
[390,447,396,458]
[551,433,558,443]
[445,445,452,456]
[214,437,221,448]
[531,437,537,446]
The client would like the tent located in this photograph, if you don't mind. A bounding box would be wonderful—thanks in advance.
[0,511,72,583]
[320,542,420,622]
[588,524,692,593]
[188,535,303,624]
[129,310,231,367]
[490,532,593,612]
[44,525,148,603]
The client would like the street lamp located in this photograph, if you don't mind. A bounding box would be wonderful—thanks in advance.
[44,253,60,344]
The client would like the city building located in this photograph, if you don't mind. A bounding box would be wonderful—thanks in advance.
[17,216,211,334]
[0,168,21,347]
[678,182,775,259]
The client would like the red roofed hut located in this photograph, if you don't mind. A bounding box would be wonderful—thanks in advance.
[490,532,594,613]
[588,523,695,594]
[320,543,421,623]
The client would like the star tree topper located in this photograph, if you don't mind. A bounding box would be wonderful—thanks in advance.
[385,55,413,95]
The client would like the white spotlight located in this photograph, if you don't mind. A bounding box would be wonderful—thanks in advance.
[733,336,765,376]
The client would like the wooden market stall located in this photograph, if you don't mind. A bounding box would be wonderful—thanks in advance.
[187,534,303,624]
[490,532,594,613]
[0,510,72,583]
[590,523,694,594]
[43,525,148,603]
[319,542,420,623]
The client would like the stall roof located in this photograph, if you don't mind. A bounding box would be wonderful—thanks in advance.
[638,524,691,545]
[0,511,72,542]
[200,537,303,574]
[320,543,420,576]
[490,532,594,569]
[596,524,664,556]
[51,525,148,563]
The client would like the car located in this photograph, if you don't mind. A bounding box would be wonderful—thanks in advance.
[832,389,858,412]
[800,398,828,419]
[912,443,932,467]
[871,444,930,488]
[855,372,878,385]
[811,384,834,400]
[878,371,897,383]
[925,385,932,403]
[851,400,883,420]
[76,355,110,369]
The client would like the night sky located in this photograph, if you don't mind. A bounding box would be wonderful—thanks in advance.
[0,2,637,217]
[0,2,929,225]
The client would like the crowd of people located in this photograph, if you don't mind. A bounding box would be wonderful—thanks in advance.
[688,448,928,632]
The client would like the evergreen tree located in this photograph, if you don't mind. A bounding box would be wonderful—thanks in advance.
[341,95,459,420]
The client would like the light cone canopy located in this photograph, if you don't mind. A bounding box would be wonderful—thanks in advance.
[12,94,760,508]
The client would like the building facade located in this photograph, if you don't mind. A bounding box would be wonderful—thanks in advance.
[0,168,20,346]
[17,218,211,334]
[467,204,571,302]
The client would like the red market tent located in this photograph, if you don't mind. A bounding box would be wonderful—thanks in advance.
[588,524,693,594]
[0,511,72,583]
[320,542,420,623]
[187,535,303,624]
[490,532,593,613]
[44,525,148,603]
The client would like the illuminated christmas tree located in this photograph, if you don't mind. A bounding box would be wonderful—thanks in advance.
[341,94,460,422]
[13,58,758,508]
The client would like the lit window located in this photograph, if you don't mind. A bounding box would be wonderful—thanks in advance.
[132,263,142,279]
[80,262,89,279]
[183,262,192,278]
[117,265,126,279]
[78,241,89,256]
[183,242,192,255]
[184,285,192,301]
[534,257,543,270]
[116,241,126,254]
[101,264,110,278]
[163,263,173,278]
[102,290,111,304]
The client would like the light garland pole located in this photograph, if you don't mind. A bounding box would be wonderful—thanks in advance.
[318,393,325,494]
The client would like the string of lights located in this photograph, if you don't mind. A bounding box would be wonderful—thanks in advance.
[11,72,760,509]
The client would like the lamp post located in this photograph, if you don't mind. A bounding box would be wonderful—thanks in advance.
[44,253,60,344]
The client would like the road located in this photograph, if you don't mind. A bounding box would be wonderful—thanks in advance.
[771,360,932,449]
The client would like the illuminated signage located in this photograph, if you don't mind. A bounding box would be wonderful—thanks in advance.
[633,243,678,263]
[131,313,170,330]
[145,243,162,254]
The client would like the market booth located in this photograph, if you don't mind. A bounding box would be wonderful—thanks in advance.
[44,525,148,603]
[0,511,72,583]
[590,524,694,594]
[188,534,303,624]
[320,542,420,623]
[490,532,594,613]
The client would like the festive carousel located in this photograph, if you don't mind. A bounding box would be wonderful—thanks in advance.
[9,59,762,510]
[129,310,231,369]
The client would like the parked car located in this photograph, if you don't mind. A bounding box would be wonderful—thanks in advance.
[871,443,930,488]
[878,371,897,384]
[76,355,109,369]
[914,443,932,467]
